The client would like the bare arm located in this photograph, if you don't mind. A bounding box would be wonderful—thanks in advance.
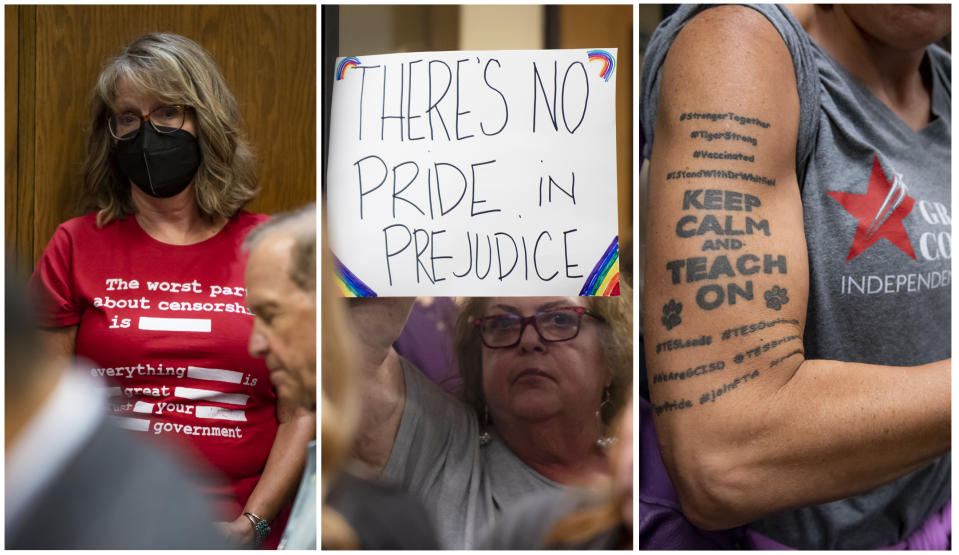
[343,297,415,473]
[37,325,78,362]
[643,6,949,530]
[246,411,316,522]
[220,408,316,545]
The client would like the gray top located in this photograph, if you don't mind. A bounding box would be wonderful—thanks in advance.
[382,357,563,549]
[279,441,316,550]
[479,487,622,549]
[641,4,950,549]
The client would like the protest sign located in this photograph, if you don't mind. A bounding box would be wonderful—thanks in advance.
[327,48,619,296]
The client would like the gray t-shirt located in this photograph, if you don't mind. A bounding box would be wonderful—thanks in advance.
[478,487,622,549]
[382,357,563,549]
[641,4,950,549]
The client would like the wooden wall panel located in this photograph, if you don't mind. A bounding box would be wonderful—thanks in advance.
[9,5,315,273]
[9,6,38,281]
[5,6,20,277]
[558,4,633,280]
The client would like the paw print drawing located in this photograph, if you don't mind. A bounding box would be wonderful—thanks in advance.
[661,299,683,330]
[764,286,789,311]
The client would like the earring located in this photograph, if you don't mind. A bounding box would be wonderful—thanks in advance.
[600,387,612,412]
[595,387,613,419]
[596,436,617,449]
[595,387,614,448]
[479,405,492,446]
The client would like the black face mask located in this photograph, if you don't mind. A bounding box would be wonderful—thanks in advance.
[114,125,201,198]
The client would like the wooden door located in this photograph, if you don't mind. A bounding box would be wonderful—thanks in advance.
[557,4,633,280]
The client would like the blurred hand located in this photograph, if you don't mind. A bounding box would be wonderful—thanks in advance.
[216,516,255,547]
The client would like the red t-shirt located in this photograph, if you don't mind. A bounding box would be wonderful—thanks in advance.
[30,211,288,543]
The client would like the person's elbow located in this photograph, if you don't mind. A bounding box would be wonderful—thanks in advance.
[661,427,771,531]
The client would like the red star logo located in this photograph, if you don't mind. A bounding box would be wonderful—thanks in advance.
[826,156,916,262]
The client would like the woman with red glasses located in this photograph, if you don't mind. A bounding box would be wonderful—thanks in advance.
[346,292,632,548]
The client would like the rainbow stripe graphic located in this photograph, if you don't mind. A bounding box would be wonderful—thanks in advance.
[336,57,361,81]
[586,50,616,82]
[579,236,620,296]
[335,256,377,297]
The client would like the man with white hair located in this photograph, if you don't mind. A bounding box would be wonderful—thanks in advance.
[244,204,317,549]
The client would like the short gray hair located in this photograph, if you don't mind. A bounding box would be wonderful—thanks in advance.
[244,204,316,292]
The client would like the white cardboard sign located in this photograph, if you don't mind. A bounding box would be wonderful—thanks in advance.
[327,48,620,297]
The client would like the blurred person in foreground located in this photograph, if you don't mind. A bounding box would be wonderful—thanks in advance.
[320,233,439,550]
[5,272,226,549]
[480,394,634,549]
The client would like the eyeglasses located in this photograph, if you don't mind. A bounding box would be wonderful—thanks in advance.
[108,104,191,140]
[474,306,605,349]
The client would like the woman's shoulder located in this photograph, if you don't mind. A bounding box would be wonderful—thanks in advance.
[641,4,815,150]
[927,43,951,89]
[235,210,270,223]
[232,210,270,228]
[49,213,131,242]
[226,210,271,238]
[56,212,101,232]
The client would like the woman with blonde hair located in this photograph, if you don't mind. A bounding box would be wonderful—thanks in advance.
[30,32,312,548]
